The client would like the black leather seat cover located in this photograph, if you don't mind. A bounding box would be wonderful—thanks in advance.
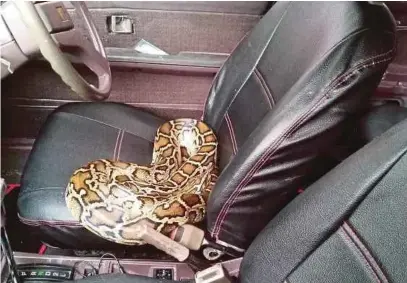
[64,117,407,283]
[18,2,396,250]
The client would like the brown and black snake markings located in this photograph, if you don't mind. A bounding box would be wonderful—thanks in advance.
[66,119,218,245]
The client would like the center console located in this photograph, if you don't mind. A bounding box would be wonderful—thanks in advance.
[12,253,241,281]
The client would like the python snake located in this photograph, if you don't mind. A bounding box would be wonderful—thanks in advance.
[65,119,218,245]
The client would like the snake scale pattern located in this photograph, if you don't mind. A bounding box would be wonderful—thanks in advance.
[65,119,218,245]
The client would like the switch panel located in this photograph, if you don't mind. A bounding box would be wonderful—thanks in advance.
[154,268,174,280]
[17,264,74,281]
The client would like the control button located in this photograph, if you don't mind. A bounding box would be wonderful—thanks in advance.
[35,2,74,33]
[154,268,174,280]
[17,268,72,280]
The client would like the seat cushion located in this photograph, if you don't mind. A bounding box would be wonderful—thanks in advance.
[17,102,164,248]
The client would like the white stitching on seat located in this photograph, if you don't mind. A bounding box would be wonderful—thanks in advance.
[342,221,389,283]
[116,131,125,160]
[225,112,238,155]
[113,129,122,160]
[253,68,274,108]
[339,226,382,283]
[211,48,395,239]
[58,111,155,142]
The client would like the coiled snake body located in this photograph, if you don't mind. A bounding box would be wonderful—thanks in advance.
[66,119,218,245]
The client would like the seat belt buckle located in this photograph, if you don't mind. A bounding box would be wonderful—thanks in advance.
[195,264,232,283]
[135,221,190,262]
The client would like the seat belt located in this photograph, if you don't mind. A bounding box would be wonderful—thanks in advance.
[134,221,241,273]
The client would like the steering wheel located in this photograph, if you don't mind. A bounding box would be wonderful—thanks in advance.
[15,1,111,101]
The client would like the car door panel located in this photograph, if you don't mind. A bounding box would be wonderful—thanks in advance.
[67,1,269,54]
[2,1,267,136]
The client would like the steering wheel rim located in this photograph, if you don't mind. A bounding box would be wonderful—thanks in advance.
[15,1,112,101]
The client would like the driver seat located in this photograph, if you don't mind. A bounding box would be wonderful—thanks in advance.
[17,2,396,251]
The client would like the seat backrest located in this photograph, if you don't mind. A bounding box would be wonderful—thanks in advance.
[240,117,407,283]
[203,2,396,250]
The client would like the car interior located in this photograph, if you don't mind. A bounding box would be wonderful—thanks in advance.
[1,1,407,283]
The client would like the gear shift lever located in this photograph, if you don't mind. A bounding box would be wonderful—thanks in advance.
[1,179,21,283]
